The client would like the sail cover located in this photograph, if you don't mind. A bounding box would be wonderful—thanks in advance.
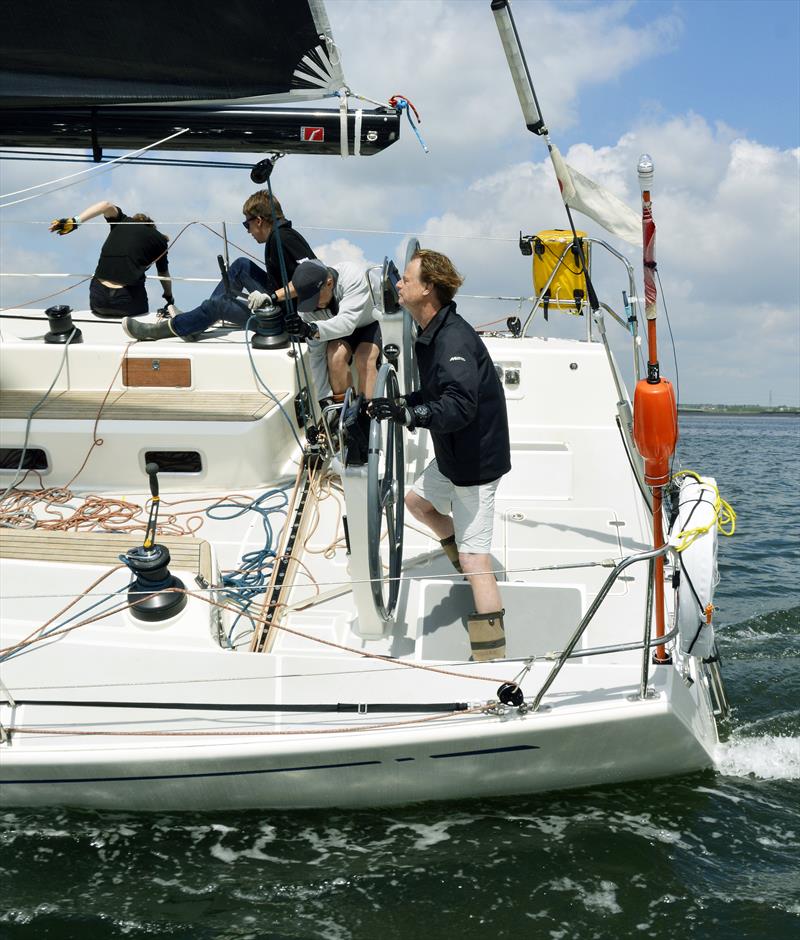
[0,0,345,108]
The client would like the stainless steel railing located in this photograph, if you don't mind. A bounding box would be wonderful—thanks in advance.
[530,543,672,711]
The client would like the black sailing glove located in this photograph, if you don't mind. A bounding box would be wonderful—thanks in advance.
[367,396,434,431]
[284,313,315,340]
[368,397,409,424]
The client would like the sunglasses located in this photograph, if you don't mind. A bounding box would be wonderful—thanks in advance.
[242,216,259,231]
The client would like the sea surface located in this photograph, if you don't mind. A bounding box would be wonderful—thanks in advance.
[1,415,798,939]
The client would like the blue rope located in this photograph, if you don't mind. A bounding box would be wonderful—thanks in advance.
[205,487,291,647]
[393,98,429,154]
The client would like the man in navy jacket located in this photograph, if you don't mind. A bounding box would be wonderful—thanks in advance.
[369,249,511,661]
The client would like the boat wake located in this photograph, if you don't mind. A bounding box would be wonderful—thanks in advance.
[714,734,800,781]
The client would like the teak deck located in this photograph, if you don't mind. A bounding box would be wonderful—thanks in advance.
[0,528,213,582]
[0,390,284,422]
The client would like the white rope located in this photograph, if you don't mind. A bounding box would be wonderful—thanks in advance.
[0,272,218,284]
[0,273,533,300]
[0,128,190,209]
[0,219,519,243]
[354,108,363,157]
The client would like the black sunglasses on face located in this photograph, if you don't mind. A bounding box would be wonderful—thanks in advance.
[242,216,259,230]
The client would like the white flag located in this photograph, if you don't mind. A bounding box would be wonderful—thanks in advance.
[549,145,643,247]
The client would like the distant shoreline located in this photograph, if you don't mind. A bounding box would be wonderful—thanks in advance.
[678,408,800,417]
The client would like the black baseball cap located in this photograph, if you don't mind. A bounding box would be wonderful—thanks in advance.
[292,259,331,312]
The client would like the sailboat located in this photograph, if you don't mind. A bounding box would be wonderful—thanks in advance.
[0,0,733,810]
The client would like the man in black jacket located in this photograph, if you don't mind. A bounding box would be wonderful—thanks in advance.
[369,249,511,661]
[123,191,315,341]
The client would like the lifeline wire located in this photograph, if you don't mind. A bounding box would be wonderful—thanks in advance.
[0,128,190,208]
[0,558,617,601]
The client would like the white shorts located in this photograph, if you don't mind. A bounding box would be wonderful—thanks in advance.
[411,459,500,554]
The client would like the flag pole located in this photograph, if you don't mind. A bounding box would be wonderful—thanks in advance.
[491,0,599,311]
[493,0,678,666]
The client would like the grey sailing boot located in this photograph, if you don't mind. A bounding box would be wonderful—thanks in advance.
[440,534,463,573]
[467,609,506,662]
[122,317,176,342]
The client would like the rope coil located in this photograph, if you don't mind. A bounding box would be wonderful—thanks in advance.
[670,469,736,552]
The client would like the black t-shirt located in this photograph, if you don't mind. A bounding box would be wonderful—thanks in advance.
[94,207,169,285]
[263,220,315,292]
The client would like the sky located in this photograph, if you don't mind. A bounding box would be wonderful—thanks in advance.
[1,0,798,405]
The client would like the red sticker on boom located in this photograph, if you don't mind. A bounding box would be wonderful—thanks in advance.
[301,126,325,142]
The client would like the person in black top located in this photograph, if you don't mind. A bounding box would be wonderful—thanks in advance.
[123,191,315,342]
[369,249,511,661]
[50,200,173,318]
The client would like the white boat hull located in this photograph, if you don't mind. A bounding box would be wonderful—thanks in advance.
[0,667,716,810]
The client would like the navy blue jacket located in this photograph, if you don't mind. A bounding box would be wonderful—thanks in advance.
[407,302,511,486]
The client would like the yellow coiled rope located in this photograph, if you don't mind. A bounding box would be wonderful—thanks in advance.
[670,469,736,552]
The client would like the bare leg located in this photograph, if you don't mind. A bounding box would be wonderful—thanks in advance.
[405,491,454,541]
[353,341,380,398]
[459,552,502,614]
[327,340,353,396]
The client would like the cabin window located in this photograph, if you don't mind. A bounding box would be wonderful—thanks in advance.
[0,448,48,471]
[144,451,203,474]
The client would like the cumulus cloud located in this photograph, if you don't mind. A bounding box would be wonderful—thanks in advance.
[312,238,376,268]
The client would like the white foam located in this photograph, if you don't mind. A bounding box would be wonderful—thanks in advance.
[550,877,622,914]
[714,735,800,780]
[386,817,473,849]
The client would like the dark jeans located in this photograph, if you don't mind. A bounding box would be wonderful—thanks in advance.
[170,258,270,337]
[90,276,148,318]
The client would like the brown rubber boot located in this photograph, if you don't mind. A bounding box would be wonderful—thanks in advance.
[467,609,506,662]
[440,534,463,573]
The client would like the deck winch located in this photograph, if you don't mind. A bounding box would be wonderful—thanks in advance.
[43,304,82,345]
[125,463,187,622]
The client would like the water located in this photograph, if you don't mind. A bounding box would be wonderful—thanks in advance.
[1,416,798,940]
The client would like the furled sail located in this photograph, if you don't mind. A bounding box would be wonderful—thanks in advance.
[0,0,400,157]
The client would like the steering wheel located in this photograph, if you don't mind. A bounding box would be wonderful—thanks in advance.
[367,363,405,622]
